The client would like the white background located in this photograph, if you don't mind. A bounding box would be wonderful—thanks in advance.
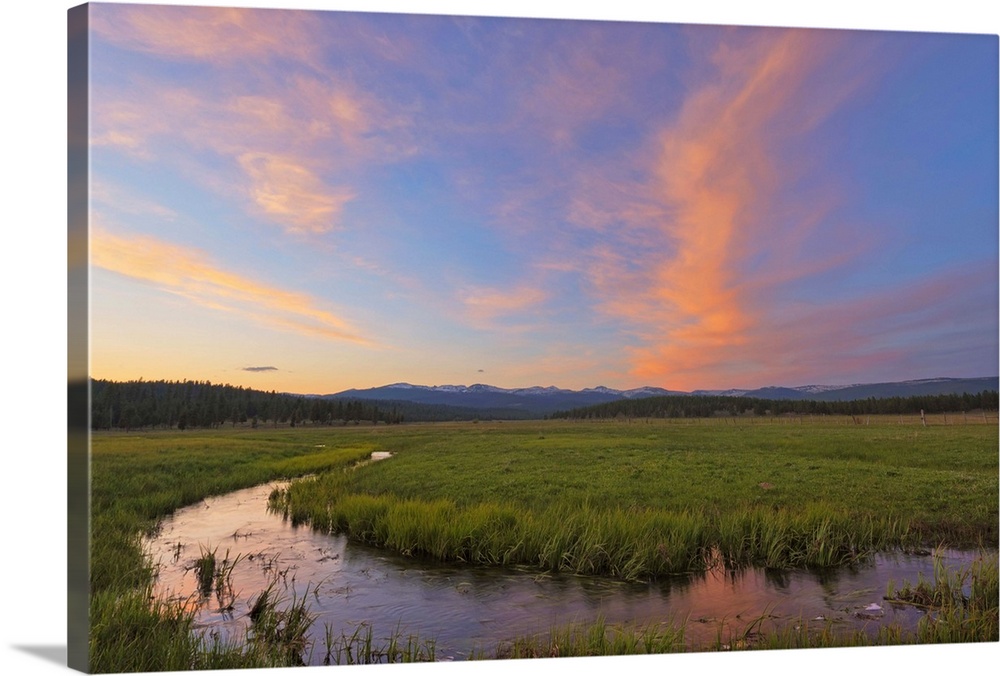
[2,1,997,675]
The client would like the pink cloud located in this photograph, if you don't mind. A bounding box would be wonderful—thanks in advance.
[237,153,355,234]
[89,4,324,67]
[91,227,374,346]
[90,72,412,235]
[554,29,909,389]
[90,6,417,239]
[458,285,549,327]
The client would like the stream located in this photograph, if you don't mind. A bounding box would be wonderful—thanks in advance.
[143,473,988,663]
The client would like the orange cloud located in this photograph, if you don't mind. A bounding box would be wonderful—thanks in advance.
[565,29,861,390]
[91,227,373,345]
[237,153,355,234]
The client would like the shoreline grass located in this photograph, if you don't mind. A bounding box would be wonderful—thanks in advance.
[89,429,376,673]
[271,481,915,579]
[271,418,995,579]
[471,550,998,658]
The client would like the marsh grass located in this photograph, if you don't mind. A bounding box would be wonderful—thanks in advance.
[243,581,316,665]
[273,419,995,580]
[89,420,998,671]
[194,546,216,596]
[89,429,375,673]
[272,480,915,580]
[190,545,244,610]
[487,616,687,659]
[321,623,436,664]
[886,550,999,643]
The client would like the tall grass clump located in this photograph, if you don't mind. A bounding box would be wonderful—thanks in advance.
[90,585,200,672]
[195,546,217,596]
[273,478,919,581]
[243,582,316,665]
[321,624,436,665]
[887,550,998,643]
[713,504,913,569]
[271,479,714,580]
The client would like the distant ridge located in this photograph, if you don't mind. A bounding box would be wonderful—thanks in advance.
[325,377,998,416]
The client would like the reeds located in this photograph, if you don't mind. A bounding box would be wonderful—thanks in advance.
[320,623,436,664]
[194,546,216,596]
[243,581,316,665]
[485,616,686,658]
[886,549,999,643]
[713,504,912,569]
[273,477,917,581]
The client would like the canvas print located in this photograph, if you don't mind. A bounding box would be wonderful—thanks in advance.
[68,2,999,673]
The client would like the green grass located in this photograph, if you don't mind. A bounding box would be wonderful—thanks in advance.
[885,549,999,644]
[319,624,437,665]
[272,418,997,578]
[88,418,998,671]
[89,428,376,673]
[483,616,687,659]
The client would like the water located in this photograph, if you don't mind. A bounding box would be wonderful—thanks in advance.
[144,477,987,662]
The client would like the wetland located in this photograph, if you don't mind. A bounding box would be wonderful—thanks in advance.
[90,418,999,671]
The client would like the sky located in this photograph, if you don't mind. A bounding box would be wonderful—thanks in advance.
[83,1,999,395]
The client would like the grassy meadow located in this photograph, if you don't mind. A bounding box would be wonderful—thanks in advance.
[89,416,999,671]
[273,417,998,574]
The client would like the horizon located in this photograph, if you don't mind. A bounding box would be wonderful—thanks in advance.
[86,5,999,396]
[91,374,1000,399]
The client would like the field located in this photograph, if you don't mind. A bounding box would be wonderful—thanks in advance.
[88,416,999,671]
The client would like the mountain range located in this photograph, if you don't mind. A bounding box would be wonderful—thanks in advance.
[325,377,998,417]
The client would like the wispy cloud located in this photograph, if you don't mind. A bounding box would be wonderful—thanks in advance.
[632,260,999,387]
[514,27,635,148]
[92,227,374,346]
[89,4,324,67]
[91,179,178,220]
[237,153,355,234]
[458,284,549,327]
[558,29,895,388]
[90,75,409,236]
[85,11,996,392]
[90,8,415,239]
[243,366,279,372]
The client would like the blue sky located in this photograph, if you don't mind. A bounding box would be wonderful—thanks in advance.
[82,2,998,394]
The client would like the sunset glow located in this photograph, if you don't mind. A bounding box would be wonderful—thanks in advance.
[86,4,998,394]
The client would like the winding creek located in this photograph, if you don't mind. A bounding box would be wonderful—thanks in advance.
[144,462,990,663]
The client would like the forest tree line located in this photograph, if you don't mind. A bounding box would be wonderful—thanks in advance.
[88,378,1000,430]
[90,379,409,431]
[549,390,1000,420]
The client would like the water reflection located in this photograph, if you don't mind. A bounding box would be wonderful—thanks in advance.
[144,481,989,662]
